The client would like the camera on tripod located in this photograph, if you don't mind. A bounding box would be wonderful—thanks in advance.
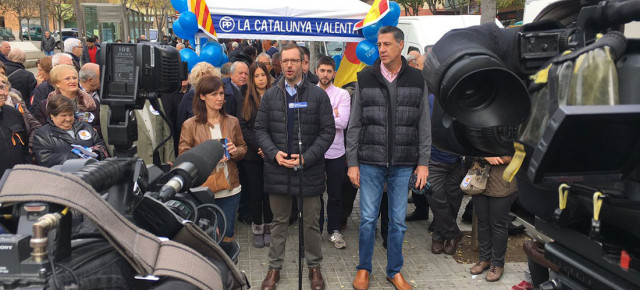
[0,43,248,289]
[425,0,640,288]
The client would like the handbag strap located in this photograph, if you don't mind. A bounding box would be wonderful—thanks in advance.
[0,165,227,290]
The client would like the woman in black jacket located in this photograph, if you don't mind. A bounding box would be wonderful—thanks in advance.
[32,94,107,167]
[239,62,272,248]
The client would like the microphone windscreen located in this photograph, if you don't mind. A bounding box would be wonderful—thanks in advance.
[174,139,224,186]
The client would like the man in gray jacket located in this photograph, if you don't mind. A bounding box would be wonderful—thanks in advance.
[41,31,56,56]
[348,26,431,290]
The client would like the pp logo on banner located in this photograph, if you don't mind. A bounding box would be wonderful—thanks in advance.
[219,16,235,32]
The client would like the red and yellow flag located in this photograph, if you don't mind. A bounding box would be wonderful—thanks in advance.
[334,42,368,88]
[190,0,217,39]
[354,0,390,30]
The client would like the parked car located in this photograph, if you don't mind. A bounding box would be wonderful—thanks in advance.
[0,28,15,41]
[51,28,78,49]
[22,26,43,41]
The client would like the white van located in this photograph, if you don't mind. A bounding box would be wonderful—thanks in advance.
[397,15,503,55]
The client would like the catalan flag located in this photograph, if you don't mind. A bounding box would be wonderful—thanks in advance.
[354,0,389,30]
[189,0,217,39]
[334,42,368,88]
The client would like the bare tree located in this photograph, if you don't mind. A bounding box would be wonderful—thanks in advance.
[424,0,442,14]
[48,0,74,37]
[397,0,425,16]
[151,0,172,38]
[72,0,86,40]
[120,0,132,42]
[2,0,40,41]
[444,0,469,15]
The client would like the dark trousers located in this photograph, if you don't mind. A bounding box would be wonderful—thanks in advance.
[427,160,465,241]
[341,167,359,224]
[412,193,430,215]
[244,159,272,225]
[319,155,346,233]
[473,193,518,267]
[237,161,252,219]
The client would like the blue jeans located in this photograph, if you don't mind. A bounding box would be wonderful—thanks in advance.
[215,192,241,238]
[44,50,54,56]
[357,164,412,277]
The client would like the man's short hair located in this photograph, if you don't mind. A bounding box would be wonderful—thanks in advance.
[7,48,26,64]
[221,62,232,76]
[317,55,335,70]
[243,46,257,57]
[52,53,73,66]
[257,53,272,64]
[272,52,281,61]
[230,61,248,74]
[281,44,304,61]
[300,46,311,59]
[231,41,239,49]
[64,38,81,53]
[407,46,420,54]
[378,26,404,43]
[86,37,96,43]
[79,64,98,82]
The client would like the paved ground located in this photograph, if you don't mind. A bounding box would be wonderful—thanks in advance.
[235,195,527,290]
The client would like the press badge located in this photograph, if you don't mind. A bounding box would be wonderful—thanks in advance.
[289,102,308,109]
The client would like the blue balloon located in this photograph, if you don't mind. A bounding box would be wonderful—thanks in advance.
[362,21,382,43]
[220,53,229,66]
[172,21,192,40]
[170,0,188,13]
[179,12,199,36]
[200,43,223,67]
[332,55,342,71]
[382,1,401,26]
[356,40,379,66]
[180,48,199,71]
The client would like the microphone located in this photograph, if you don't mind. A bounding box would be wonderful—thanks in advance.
[158,139,224,202]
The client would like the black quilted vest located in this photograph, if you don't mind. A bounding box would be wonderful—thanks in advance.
[356,59,424,166]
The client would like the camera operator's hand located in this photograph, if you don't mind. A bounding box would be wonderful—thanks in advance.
[226,140,237,158]
[484,157,504,165]
[348,166,360,188]
[414,165,429,190]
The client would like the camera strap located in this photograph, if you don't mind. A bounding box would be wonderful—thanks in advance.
[0,165,241,290]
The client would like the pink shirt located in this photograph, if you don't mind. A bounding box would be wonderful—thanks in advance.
[380,62,399,83]
[321,84,351,159]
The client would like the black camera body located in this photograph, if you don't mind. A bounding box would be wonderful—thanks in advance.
[425,0,640,289]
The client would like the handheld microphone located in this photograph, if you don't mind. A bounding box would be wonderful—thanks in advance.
[158,139,224,202]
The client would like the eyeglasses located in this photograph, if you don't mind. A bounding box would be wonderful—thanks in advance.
[62,76,78,82]
[281,59,302,65]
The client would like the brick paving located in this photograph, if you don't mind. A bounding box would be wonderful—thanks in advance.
[235,195,527,289]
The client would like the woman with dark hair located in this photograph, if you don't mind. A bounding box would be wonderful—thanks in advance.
[32,94,107,167]
[239,62,272,248]
[179,75,247,254]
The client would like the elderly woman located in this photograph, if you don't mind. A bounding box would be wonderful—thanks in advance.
[0,75,41,147]
[0,78,31,172]
[32,94,107,167]
[33,64,100,133]
[5,48,37,103]
[179,75,246,257]
[30,56,55,113]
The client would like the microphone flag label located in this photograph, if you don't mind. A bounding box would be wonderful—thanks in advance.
[289,102,308,109]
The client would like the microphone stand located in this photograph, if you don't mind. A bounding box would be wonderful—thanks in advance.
[294,86,305,290]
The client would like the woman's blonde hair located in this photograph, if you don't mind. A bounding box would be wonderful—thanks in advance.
[188,62,221,88]
[49,64,78,86]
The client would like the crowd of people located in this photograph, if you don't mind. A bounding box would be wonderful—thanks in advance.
[0,28,523,290]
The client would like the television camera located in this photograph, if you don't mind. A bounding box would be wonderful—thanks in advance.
[0,43,248,289]
[425,0,640,289]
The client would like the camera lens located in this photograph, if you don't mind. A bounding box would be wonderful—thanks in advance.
[453,74,498,111]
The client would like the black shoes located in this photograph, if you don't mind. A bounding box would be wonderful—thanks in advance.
[405,210,428,221]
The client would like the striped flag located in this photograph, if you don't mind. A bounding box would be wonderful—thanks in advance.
[354,0,390,30]
[189,0,217,39]
[334,42,368,88]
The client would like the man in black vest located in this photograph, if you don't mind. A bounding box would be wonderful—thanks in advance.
[347,26,431,290]
[256,43,335,290]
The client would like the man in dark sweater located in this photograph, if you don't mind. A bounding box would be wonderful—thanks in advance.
[347,26,431,290]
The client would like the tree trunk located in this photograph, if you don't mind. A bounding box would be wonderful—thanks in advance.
[480,0,497,24]
[26,18,32,41]
[40,0,48,32]
[73,0,85,39]
[122,3,130,43]
[471,208,479,252]
[18,16,23,41]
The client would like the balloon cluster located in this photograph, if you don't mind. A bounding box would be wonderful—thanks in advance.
[356,1,401,66]
[171,0,228,71]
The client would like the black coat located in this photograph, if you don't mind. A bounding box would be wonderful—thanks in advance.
[0,105,30,172]
[32,119,106,167]
[255,76,335,196]
[5,62,36,104]
[29,81,55,114]
[238,94,261,161]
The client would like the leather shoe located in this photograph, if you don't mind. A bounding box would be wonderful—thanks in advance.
[469,261,490,274]
[386,273,412,290]
[261,269,280,290]
[405,210,428,221]
[309,267,325,290]
[431,240,444,254]
[352,269,369,290]
[443,233,463,255]
[485,265,504,282]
